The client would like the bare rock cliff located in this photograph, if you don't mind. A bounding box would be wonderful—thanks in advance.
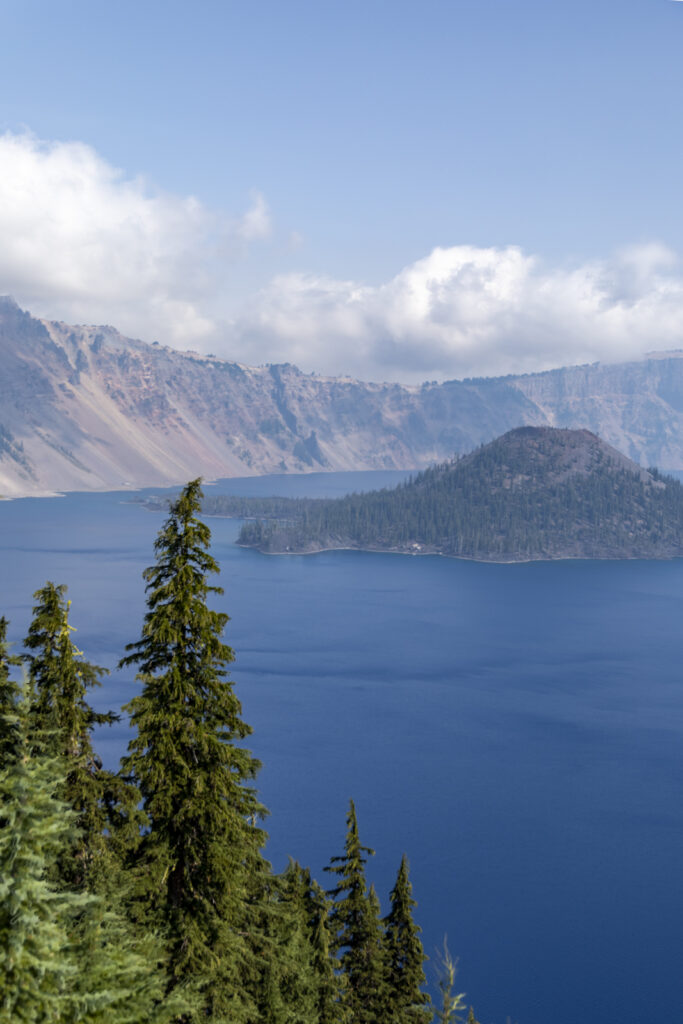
[2,295,683,495]
[0,297,540,495]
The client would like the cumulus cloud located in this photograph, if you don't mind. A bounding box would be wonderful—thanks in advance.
[229,243,683,381]
[0,131,268,346]
[3,130,683,382]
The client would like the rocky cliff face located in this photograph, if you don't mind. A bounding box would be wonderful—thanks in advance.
[2,295,683,496]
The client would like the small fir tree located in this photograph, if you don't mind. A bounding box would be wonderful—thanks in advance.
[119,478,269,1020]
[383,854,431,1023]
[366,883,390,1018]
[23,582,114,755]
[325,800,387,1024]
[22,582,132,891]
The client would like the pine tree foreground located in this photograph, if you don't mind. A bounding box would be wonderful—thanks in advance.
[119,478,269,1020]
[384,854,432,1024]
[22,582,135,893]
[0,479,496,1023]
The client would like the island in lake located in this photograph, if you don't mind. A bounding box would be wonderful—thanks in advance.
[191,427,683,562]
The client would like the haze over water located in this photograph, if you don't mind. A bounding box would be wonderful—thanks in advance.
[2,470,683,1024]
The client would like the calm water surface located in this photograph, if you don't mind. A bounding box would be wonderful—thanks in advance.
[2,470,683,1024]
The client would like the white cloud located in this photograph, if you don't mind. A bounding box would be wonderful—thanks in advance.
[0,131,268,346]
[3,131,683,383]
[229,243,683,382]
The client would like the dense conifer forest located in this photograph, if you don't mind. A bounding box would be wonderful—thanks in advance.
[222,428,683,561]
[0,481,484,1023]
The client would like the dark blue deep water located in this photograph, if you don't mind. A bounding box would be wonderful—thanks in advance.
[2,471,683,1024]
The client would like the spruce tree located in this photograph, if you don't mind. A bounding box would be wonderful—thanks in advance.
[325,799,387,1024]
[22,582,134,892]
[119,478,268,1020]
[23,582,114,755]
[383,854,431,1023]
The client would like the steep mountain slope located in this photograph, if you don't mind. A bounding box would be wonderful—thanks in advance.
[0,297,542,495]
[509,354,683,469]
[4,294,683,496]
[234,427,683,561]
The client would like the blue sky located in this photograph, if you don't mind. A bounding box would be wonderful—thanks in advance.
[1,0,682,381]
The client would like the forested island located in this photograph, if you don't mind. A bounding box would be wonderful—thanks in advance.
[0,481,483,1024]
[220,427,683,562]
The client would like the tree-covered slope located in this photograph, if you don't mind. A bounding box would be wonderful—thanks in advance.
[231,427,683,561]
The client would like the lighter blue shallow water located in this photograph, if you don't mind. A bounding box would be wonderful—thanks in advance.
[2,471,683,1024]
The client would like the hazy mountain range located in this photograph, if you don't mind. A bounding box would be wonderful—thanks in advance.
[3,294,683,496]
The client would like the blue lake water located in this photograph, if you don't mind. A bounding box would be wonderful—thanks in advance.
[2,470,683,1024]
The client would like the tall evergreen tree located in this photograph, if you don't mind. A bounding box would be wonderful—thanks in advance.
[119,478,269,1021]
[325,800,387,1024]
[383,854,431,1023]
[22,582,133,892]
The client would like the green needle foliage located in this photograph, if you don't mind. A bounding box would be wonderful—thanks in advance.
[0,616,21,766]
[0,690,82,1023]
[325,800,387,1024]
[0,686,186,1024]
[68,897,191,1024]
[254,863,320,1024]
[23,582,115,756]
[119,478,269,1020]
[22,582,132,892]
[383,854,431,1024]
[301,871,341,1024]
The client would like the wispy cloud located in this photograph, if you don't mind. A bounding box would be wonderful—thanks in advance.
[235,191,271,241]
